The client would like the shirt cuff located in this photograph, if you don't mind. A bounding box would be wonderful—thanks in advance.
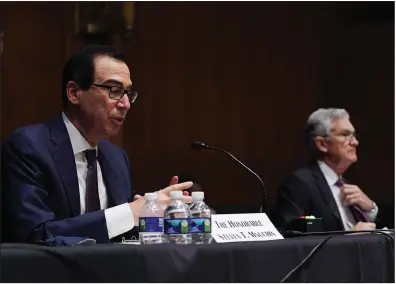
[104,203,135,239]
[363,202,378,222]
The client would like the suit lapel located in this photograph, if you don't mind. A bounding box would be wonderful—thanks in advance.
[98,142,124,207]
[48,117,81,217]
[310,162,342,222]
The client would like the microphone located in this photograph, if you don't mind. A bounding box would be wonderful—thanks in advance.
[191,140,268,214]
[191,141,211,150]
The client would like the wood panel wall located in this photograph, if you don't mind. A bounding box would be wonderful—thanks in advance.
[0,2,393,213]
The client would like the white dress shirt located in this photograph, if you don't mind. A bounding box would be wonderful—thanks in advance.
[62,113,134,239]
[317,160,378,230]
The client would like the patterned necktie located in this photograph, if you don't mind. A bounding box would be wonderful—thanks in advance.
[335,178,369,223]
[84,149,100,213]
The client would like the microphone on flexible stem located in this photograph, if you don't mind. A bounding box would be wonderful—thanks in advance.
[191,140,268,215]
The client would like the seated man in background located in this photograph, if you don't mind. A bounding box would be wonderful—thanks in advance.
[272,108,378,232]
[1,45,192,244]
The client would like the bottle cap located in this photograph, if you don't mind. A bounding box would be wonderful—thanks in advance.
[170,191,183,200]
[191,191,204,201]
[144,192,157,201]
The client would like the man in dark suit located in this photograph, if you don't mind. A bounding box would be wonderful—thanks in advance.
[272,108,378,232]
[1,45,192,243]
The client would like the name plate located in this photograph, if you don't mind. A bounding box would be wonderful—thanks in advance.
[211,213,283,243]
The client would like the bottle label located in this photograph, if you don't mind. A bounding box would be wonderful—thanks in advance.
[139,217,164,233]
[190,217,211,234]
[164,218,191,234]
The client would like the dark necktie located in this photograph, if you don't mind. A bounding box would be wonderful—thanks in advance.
[85,149,100,213]
[335,179,369,223]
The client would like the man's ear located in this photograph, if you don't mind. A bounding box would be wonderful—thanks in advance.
[66,81,82,105]
[315,136,328,153]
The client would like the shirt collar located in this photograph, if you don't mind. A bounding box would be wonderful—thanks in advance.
[317,160,340,187]
[62,112,98,155]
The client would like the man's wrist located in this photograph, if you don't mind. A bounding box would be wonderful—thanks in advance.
[364,201,376,212]
[369,201,377,212]
[130,198,146,224]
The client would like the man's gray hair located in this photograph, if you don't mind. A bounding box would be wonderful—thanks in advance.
[305,108,350,152]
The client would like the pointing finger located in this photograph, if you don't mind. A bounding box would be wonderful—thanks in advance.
[169,176,179,186]
[163,182,193,194]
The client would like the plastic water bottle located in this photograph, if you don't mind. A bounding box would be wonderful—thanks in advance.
[163,191,192,244]
[139,193,164,245]
[189,192,213,244]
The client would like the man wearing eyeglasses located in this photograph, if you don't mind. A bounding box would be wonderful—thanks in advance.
[1,45,192,244]
[272,108,378,232]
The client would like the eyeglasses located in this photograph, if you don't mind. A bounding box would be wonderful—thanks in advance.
[91,84,139,104]
[328,132,359,143]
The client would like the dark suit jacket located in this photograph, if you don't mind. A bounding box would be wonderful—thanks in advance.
[272,161,350,231]
[1,116,135,243]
